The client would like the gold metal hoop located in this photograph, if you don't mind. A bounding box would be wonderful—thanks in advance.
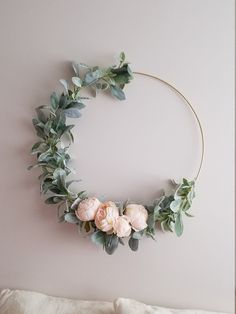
[134,71,204,181]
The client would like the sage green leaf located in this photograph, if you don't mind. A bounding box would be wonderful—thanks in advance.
[96,82,109,90]
[84,72,98,85]
[119,51,125,64]
[32,118,39,126]
[147,213,155,229]
[53,168,66,180]
[31,141,43,151]
[128,238,139,251]
[38,150,51,162]
[45,196,63,204]
[105,234,119,255]
[36,108,47,123]
[34,126,46,139]
[54,110,66,130]
[64,212,79,224]
[91,231,106,246]
[59,79,68,94]
[118,238,125,245]
[127,65,133,77]
[71,197,81,210]
[72,77,82,87]
[66,101,85,110]
[132,231,143,240]
[175,212,183,236]
[50,92,59,111]
[110,85,126,100]
[72,62,80,76]
[170,198,182,213]
[58,94,68,109]
[53,168,66,191]
[185,212,194,217]
[64,108,81,118]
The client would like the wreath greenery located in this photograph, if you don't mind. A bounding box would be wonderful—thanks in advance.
[29,52,199,255]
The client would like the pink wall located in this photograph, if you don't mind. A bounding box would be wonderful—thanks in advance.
[0,0,234,312]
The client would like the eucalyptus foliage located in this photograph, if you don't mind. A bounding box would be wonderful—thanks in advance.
[29,52,196,255]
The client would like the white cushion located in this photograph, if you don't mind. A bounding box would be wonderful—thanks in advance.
[114,298,229,314]
[0,289,114,314]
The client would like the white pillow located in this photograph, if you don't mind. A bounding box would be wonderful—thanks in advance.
[114,298,229,314]
[0,289,114,314]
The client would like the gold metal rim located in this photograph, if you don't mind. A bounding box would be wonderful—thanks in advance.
[134,71,204,181]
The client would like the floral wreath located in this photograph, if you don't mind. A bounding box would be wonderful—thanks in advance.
[29,53,204,254]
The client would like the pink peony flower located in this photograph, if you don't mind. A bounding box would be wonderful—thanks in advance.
[113,215,131,238]
[95,201,119,232]
[125,204,148,231]
[75,197,101,221]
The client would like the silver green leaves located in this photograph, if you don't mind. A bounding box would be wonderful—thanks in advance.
[29,53,197,255]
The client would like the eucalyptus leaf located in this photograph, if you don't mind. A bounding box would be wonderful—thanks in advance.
[45,196,64,204]
[64,108,81,118]
[72,77,82,87]
[170,198,182,213]
[91,231,106,246]
[105,234,119,255]
[175,212,183,236]
[50,92,59,111]
[64,212,79,224]
[72,62,80,76]
[132,231,143,240]
[59,79,69,94]
[110,85,126,100]
[128,238,139,251]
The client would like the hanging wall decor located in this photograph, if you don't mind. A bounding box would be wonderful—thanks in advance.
[29,53,204,254]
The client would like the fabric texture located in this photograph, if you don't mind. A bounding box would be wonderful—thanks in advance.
[0,290,230,314]
[0,289,114,314]
[113,298,229,314]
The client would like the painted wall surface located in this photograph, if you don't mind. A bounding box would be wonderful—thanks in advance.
[0,1,234,312]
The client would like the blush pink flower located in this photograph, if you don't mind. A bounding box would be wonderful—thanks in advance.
[124,204,148,231]
[75,197,101,221]
[113,215,131,238]
[95,201,119,232]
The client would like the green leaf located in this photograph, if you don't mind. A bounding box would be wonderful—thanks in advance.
[36,108,47,123]
[96,82,109,90]
[31,141,43,151]
[66,101,86,110]
[185,212,194,218]
[91,231,106,246]
[72,62,80,76]
[45,196,64,204]
[147,213,155,229]
[38,150,51,162]
[72,77,82,87]
[50,92,59,111]
[110,85,126,100]
[175,212,184,236]
[132,231,143,240]
[58,94,68,109]
[59,79,68,94]
[119,52,125,64]
[170,199,182,213]
[64,212,79,224]
[128,238,139,251]
[104,234,119,255]
[63,108,81,118]
[54,110,66,130]
[84,72,98,85]
[53,168,67,191]
[53,168,66,180]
